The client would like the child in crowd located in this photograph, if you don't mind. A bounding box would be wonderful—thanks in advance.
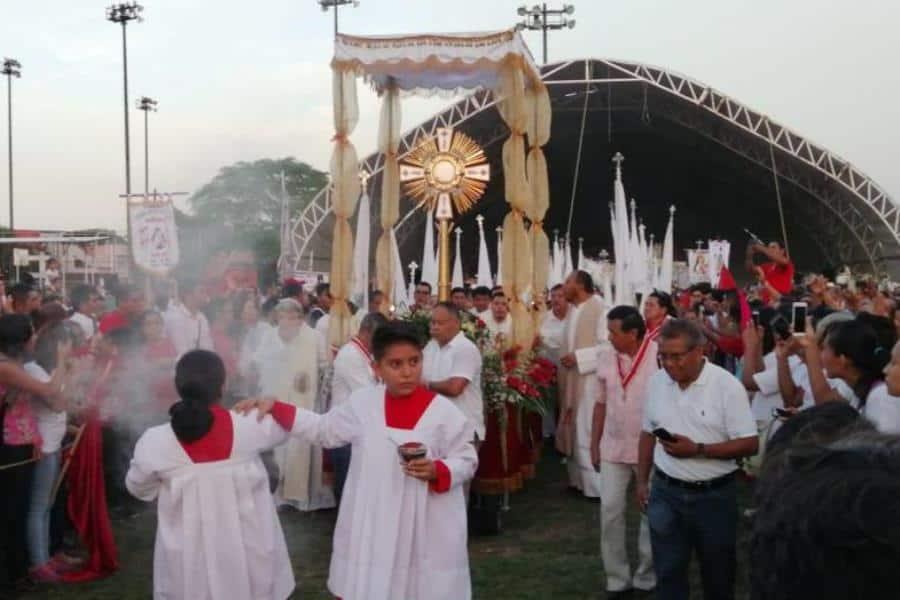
[125,350,297,600]
[239,321,478,600]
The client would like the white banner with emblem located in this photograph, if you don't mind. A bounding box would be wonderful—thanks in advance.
[128,198,180,276]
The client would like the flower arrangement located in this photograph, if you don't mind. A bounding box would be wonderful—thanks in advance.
[482,344,556,425]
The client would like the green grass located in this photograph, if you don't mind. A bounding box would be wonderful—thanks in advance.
[26,451,753,599]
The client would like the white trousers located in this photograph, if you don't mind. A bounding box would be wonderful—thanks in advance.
[599,461,656,592]
[570,390,602,497]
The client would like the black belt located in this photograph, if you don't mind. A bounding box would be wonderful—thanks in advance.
[654,468,736,491]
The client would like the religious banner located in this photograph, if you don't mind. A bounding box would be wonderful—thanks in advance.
[687,249,710,284]
[128,198,179,276]
[707,240,731,288]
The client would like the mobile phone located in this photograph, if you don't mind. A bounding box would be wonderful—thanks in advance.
[751,311,760,327]
[652,428,676,443]
[792,302,808,336]
[770,315,791,341]
[772,408,793,419]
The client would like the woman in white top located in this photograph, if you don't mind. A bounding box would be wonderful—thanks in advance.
[25,321,75,582]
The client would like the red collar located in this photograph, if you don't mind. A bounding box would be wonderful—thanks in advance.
[385,385,436,404]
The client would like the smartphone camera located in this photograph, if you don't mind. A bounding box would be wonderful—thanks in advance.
[792,302,808,336]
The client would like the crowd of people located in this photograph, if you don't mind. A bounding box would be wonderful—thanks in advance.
[2,238,900,599]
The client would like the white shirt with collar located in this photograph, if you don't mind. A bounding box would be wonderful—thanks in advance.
[331,338,376,409]
[482,312,512,338]
[539,309,568,365]
[68,311,96,340]
[422,331,484,440]
[642,360,757,482]
[164,303,214,358]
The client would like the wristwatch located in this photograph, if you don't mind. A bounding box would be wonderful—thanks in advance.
[696,443,706,457]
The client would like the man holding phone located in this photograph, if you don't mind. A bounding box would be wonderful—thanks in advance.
[637,319,758,600]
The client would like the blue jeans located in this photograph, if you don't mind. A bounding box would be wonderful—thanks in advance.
[27,450,60,567]
[647,471,738,600]
[327,445,352,506]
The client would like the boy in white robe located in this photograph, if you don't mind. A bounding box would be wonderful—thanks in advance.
[126,350,298,600]
[239,321,479,600]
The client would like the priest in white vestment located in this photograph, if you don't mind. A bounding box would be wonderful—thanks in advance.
[126,350,297,600]
[557,271,608,497]
[251,298,334,511]
[239,321,478,600]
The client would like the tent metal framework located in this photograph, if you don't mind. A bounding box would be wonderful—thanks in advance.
[281,58,898,278]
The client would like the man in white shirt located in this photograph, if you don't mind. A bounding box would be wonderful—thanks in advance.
[68,284,101,341]
[164,279,214,358]
[538,283,568,438]
[328,312,388,502]
[423,302,484,443]
[638,319,758,600]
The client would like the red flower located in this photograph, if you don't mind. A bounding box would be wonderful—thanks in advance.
[506,375,524,391]
[476,319,486,329]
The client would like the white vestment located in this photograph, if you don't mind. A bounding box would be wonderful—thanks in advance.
[252,324,335,510]
[125,412,295,600]
[562,295,607,497]
[289,385,478,600]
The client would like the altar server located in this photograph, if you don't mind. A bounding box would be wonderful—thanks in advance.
[240,321,479,600]
[125,350,297,600]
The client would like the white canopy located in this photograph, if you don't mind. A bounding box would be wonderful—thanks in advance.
[333,30,542,97]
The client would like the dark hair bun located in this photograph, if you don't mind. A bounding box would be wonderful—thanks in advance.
[169,400,214,444]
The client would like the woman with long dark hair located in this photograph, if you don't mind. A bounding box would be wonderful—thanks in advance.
[800,317,893,409]
[0,314,70,593]
[125,350,297,599]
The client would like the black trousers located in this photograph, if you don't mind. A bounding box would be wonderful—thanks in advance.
[0,444,36,586]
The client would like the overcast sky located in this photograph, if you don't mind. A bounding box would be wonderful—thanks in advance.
[1,0,897,232]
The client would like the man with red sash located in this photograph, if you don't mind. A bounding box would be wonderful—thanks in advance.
[590,305,657,596]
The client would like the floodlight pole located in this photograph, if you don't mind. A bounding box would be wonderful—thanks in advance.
[2,58,21,230]
[107,2,143,197]
[319,0,359,37]
[516,3,576,65]
[137,96,157,199]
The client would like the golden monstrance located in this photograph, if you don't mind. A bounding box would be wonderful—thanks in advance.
[400,127,490,300]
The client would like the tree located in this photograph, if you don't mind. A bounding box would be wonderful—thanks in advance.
[183,157,328,268]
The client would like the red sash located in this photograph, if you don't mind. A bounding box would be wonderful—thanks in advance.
[646,316,669,342]
[616,336,652,390]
